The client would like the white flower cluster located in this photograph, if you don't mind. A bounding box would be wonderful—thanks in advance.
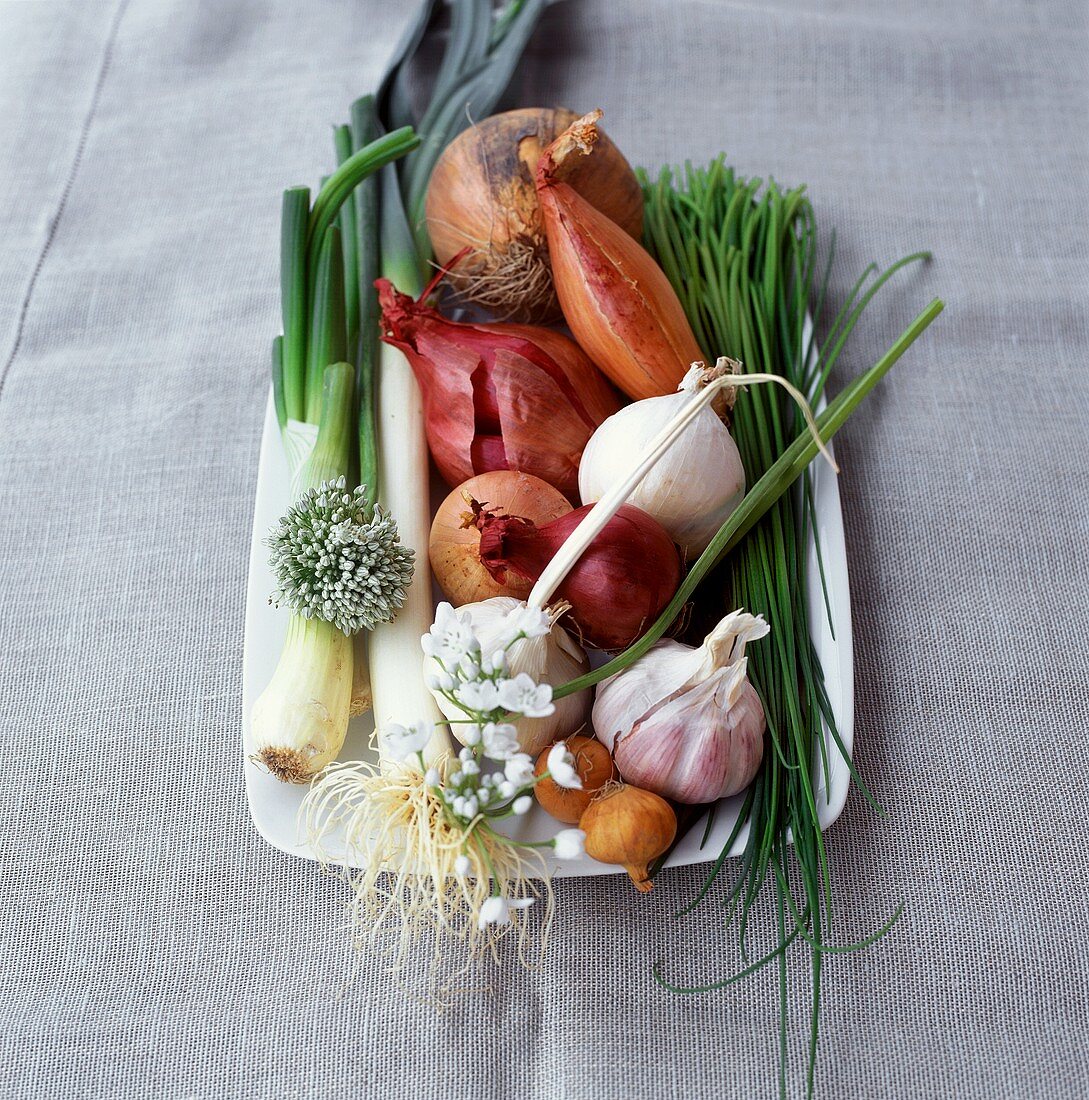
[381,601,589,929]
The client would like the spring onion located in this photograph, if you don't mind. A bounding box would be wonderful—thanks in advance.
[248,129,421,783]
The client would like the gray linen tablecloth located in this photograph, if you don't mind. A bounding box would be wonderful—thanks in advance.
[1,1,1086,1097]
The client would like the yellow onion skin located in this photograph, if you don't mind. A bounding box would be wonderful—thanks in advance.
[425,107,643,323]
[579,783,677,892]
[536,111,705,401]
[533,734,617,824]
[429,471,572,607]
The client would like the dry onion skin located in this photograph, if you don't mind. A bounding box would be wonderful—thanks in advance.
[429,471,572,606]
[579,781,677,892]
[536,110,705,401]
[425,107,643,323]
[533,734,617,824]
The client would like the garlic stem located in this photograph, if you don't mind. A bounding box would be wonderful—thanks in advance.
[527,360,834,610]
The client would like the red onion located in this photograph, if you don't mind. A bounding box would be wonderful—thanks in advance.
[474,503,682,650]
[377,277,620,500]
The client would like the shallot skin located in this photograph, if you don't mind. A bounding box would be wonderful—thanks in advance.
[536,111,705,402]
[378,279,620,500]
[477,503,682,651]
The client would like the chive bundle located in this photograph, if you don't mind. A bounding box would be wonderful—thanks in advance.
[634,159,936,1096]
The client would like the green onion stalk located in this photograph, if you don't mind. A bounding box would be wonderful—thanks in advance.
[249,129,421,784]
[555,159,942,1097]
[253,0,548,785]
[332,0,547,766]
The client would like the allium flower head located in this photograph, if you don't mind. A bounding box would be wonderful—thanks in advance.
[266,477,414,634]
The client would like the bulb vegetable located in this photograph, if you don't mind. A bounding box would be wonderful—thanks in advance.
[426,598,592,757]
[475,502,682,651]
[594,610,769,804]
[579,782,677,892]
[536,110,704,400]
[378,273,620,499]
[429,471,572,606]
[579,361,746,556]
[533,734,617,824]
[425,107,643,322]
[253,127,428,784]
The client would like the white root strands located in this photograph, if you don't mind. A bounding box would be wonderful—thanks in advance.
[302,758,554,994]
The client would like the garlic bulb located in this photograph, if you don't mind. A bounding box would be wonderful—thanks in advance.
[593,610,770,804]
[578,362,745,557]
[425,597,592,756]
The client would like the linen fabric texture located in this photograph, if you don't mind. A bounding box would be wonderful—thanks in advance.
[0,1,1086,1097]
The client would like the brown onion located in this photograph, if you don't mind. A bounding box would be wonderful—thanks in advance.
[536,110,705,401]
[425,107,643,323]
[533,734,617,824]
[473,502,682,651]
[429,471,571,607]
[579,782,677,892]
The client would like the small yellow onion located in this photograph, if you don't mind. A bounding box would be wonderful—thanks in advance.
[425,107,643,323]
[579,782,677,892]
[533,734,617,824]
[429,471,572,606]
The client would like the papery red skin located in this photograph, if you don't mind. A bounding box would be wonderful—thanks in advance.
[536,118,705,402]
[377,279,621,499]
[476,503,682,651]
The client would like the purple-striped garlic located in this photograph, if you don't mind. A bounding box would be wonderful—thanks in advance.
[591,610,770,805]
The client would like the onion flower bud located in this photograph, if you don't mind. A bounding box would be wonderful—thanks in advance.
[377,276,620,500]
[593,610,771,804]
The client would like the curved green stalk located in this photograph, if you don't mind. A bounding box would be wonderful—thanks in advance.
[306,126,419,268]
[554,297,944,700]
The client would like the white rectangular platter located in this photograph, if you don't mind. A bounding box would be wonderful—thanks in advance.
[243,392,853,878]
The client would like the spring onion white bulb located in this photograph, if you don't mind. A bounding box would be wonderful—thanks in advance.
[250,363,372,783]
[578,361,745,556]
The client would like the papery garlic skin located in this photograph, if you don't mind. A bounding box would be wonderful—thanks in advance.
[593,610,770,804]
[425,597,592,756]
[578,367,746,556]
